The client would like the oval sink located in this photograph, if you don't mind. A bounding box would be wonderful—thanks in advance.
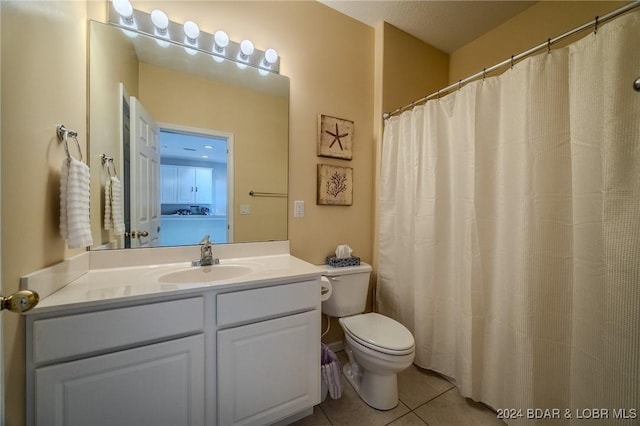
[158,265,253,284]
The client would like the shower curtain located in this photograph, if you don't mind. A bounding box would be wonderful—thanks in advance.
[378,10,639,424]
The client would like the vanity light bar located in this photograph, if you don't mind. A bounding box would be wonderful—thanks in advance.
[108,5,280,74]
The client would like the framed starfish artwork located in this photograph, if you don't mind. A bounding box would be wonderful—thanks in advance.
[317,164,353,206]
[318,114,354,160]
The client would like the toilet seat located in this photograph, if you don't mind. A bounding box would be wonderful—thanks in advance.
[340,313,415,356]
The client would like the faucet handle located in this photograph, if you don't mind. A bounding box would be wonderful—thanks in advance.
[199,235,211,245]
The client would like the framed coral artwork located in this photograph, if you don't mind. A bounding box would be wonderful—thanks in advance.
[317,164,353,206]
[317,114,354,160]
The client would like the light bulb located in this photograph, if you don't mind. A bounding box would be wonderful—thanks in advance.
[239,39,254,60]
[150,9,169,37]
[113,0,133,19]
[262,48,278,67]
[184,20,200,45]
[213,30,229,54]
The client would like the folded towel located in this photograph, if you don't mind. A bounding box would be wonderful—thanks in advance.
[60,157,93,248]
[104,176,125,236]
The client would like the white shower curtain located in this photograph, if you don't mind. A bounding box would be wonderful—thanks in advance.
[378,10,639,424]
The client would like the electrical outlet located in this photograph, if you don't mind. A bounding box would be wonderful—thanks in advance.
[294,200,304,218]
[240,204,251,215]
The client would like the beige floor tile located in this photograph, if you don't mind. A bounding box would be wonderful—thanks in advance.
[414,388,506,426]
[387,412,430,426]
[289,406,332,426]
[397,364,455,409]
[320,368,410,426]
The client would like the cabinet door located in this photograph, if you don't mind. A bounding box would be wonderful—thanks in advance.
[218,310,320,426]
[194,167,213,204]
[35,334,205,426]
[160,165,178,203]
[176,166,196,203]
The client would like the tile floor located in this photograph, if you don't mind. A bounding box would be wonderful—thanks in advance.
[291,351,506,426]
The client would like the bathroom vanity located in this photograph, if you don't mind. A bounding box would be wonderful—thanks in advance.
[22,242,322,426]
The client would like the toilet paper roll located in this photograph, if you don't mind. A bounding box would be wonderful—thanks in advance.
[320,276,333,302]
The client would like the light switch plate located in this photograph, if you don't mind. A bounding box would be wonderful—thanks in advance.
[294,200,304,218]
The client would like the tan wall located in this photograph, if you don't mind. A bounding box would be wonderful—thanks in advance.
[89,21,140,247]
[138,63,288,242]
[382,22,449,114]
[1,1,88,425]
[449,1,627,84]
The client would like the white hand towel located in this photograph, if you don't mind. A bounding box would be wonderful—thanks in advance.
[60,158,70,239]
[104,176,125,236]
[110,177,125,235]
[61,157,93,249]
[104,177,113,231]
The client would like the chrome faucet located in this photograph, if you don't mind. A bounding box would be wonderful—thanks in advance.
[193,235,219,266]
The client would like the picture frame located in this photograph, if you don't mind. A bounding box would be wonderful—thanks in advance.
[317,164,353,206]
[317,114,354,160]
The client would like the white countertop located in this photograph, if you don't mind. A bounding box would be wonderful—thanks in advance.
[22,242,323,314]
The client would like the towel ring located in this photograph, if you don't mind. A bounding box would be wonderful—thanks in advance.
[57,125,83,162]
[101,154,117,178]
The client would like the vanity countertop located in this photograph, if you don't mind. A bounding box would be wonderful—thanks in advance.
[22,242,323,314]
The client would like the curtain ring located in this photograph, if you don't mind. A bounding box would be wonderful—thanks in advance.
[458,80,462,90]
[594,16,599,34]
[547,38,552,54]
[482,68,487,81]
[511,55,515,69]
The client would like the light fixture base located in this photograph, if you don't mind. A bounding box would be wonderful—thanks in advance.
[107,5,280,74]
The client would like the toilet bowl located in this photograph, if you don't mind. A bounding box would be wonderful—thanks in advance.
[321,263,415,410]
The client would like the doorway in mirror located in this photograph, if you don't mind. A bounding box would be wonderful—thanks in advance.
[158,126,233,247]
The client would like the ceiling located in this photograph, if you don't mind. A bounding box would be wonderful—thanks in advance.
[318,0,536,53]
[160,129,228,164]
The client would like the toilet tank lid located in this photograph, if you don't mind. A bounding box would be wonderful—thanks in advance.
[320,262,372,276]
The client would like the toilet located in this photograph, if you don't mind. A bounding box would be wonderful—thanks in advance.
[321,262,415,410]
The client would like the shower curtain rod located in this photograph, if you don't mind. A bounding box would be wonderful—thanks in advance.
[383,1,640,119]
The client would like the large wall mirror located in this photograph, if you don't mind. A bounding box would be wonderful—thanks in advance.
[89,20,289,250]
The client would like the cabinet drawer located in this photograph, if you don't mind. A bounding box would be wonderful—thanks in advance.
[217,281,318,327]
[32,297,204,365]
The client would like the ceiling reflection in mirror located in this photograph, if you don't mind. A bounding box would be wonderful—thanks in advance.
[89,20,289,250]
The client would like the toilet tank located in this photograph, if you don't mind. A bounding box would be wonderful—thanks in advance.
[321,262,372,317]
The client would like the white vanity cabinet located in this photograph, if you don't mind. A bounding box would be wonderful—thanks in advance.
[25,267,322,426]
[27,297,207,426]
[216,281,321,426]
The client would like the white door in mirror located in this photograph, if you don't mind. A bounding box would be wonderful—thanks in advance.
[130,97,160,248]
